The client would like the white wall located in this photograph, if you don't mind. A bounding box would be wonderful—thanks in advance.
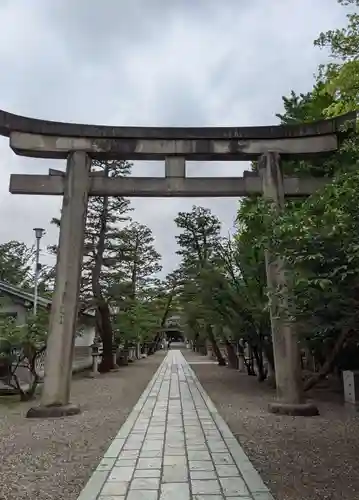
[0,301,27,325]
[75,324,96,347]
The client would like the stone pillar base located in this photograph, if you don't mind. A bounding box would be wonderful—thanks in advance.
[268,401,319,416]
[26,404,81,419]
[88,371,100,378]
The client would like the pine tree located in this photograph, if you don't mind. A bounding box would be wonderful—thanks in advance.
[49,159,133,371]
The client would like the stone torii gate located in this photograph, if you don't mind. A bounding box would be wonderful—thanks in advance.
[1,109,354,418]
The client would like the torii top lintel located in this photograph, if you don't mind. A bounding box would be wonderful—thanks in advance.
[0,108,356,161]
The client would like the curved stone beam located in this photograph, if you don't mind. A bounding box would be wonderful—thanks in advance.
[0,108,356,140]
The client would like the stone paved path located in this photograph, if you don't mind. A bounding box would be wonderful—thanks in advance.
[77,350,274,500]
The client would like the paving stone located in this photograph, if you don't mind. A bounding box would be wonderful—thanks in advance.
[204,431,222,439]
[134,469,161,478]
[191,479,222,495]
[166,438,185,446]
[192,496,224,500]
[190,470,217,480]
[165,443,186,451]
[186,443,208,451]
[115,458,137,468]
[187,450,211,461]
[108,466,135,481]
[140,449,163,458]
[141,440,163,451]
[130,477,160,490]
[162,464,188,482]
[164,455,187,466]
[118,449,139,459]
[164,447,186,455]
[167,431,185,438]
[124,441,143,451]
[207,441,228,452]
[189,460,215,471]
[137,457,162,469]
[160,482,190,500]
[212,453,234,465]
[215,464,240,477]
[147,429,165,436]
[127,491,158,500]
[220,477,250,497]
[100,481,129,496]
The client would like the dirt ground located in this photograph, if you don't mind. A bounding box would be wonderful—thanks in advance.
[183,349,359,500]
[0,351,165,500]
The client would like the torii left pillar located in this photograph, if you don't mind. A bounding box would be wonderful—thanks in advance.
[27,151,91,418]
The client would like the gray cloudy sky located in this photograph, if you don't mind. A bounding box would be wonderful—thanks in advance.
[0,0,346,276]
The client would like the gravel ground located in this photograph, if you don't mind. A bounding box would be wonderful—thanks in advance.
[183,349,359,500]
[0,351,165,500]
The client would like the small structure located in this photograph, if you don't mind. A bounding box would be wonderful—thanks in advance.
[163,315,184,342]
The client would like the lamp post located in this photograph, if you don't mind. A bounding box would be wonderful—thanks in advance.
[33,227,45,316]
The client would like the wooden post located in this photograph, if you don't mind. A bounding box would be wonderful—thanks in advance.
[260,152,319,416]
[27,151,91,418]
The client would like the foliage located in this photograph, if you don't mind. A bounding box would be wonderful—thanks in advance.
[111,222,162,346]
[172,1,359,384]
[110,222,162,303]
[0,240,50,292]
[314,0,359,116]
[174,206,228,363]
[0,308,48,400]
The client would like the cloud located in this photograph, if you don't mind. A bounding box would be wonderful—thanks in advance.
[0,0,347,275]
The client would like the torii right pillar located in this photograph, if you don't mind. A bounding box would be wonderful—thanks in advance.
[259,152,319,416]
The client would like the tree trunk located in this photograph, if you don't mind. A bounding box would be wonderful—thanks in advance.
[206,325,226,366]
[252,345,266,382]
[245,344,255,376]
[304,328,352,392]
[304,346,316,372]
[98,301,114,372]
[148,333,159,355]
[262,345,276,387]
[90,184,115,373]
[225,341,238,369]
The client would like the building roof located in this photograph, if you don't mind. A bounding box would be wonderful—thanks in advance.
[0,280,95,319]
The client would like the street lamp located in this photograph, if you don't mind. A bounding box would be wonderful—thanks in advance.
[33,228,45,316]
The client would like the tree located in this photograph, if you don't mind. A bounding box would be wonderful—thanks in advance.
[0,307,48,401]
[0,240,49,291]
[111,222,162,353]
[83,160,133,371]
[263,0,359,389]
[314,0,359,116]
[175,206,226,365]
[50,159,133,372]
